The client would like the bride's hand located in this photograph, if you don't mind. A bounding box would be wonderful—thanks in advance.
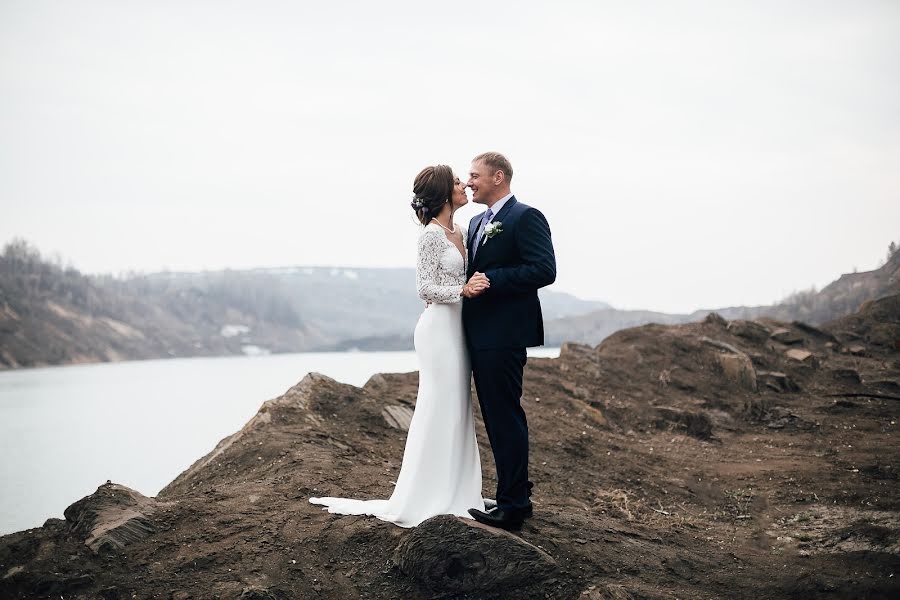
[462,284,480,298]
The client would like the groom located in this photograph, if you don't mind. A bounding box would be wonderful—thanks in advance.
[462,152,556,530]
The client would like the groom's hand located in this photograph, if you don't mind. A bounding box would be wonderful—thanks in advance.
[462,272,490,298]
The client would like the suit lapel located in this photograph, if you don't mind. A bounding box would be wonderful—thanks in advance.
[490,195,517,226]
[468,214,481,250]
[467,214,481,267]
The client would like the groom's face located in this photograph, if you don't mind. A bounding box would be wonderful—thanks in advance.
[466,160,496,205]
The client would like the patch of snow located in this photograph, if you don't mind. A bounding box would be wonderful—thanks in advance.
[343,270,359,280]
[241,345,271,356]
[221,324,251,338]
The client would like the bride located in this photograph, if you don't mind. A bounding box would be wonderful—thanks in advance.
[309,165,490,527]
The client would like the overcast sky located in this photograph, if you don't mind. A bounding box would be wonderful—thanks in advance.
[1,0,898,313]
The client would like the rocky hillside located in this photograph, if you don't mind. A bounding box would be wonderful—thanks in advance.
[1,292,897,599]
[0,241,323,368]
[545,246,900,346]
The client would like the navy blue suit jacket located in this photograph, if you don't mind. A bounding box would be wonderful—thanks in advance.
[462,197,556,350]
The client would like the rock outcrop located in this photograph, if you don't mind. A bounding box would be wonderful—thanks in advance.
[394,515,559,595]
[2,296,899,599]
[64,483,174,553]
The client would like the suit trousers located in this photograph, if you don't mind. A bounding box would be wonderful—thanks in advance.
[469,346,532,510]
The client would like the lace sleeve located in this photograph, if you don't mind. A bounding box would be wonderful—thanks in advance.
[416,228,463,304]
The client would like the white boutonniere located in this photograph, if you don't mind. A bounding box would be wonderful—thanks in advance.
[482,221,503,245]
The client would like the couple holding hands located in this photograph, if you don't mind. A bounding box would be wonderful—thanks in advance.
[311,152,556,531]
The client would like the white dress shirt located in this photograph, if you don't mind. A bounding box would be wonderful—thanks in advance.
[486,192,514,221]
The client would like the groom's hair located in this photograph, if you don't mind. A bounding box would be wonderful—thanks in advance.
[473,152,513,183]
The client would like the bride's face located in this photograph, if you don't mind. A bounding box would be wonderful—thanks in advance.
[450,175,468,210]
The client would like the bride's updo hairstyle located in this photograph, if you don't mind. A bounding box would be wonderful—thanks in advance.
[411,165,454,226]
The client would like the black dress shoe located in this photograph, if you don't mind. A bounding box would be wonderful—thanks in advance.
[468,505,532,531]
[481,499,533,518]
[484,500,534,519]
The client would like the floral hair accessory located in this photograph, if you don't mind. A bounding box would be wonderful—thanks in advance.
[410,196,425,210]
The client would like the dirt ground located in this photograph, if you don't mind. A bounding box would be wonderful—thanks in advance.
[1,296,898,599]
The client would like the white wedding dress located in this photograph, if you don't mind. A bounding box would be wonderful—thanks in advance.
[309,222,485,527]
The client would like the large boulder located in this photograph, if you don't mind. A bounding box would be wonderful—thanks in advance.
[824,294,900,350]
[700,336,758,392]
[393,515,559,596]
[770,328,805,346]
[727,320,771,343]
[381,404,414,430]
[64,482,173,553]
[785,348,818,367]
[758,371,800,393]
[715,352,758,392]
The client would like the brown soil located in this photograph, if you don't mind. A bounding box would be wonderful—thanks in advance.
[2,296,899,599]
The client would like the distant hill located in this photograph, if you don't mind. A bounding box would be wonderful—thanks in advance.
[758,247,900,324]
[2,238,896,368]
[0,241,323,368]
[0,240,608,369]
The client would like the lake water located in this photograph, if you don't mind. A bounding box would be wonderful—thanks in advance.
[0,348,559,535]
